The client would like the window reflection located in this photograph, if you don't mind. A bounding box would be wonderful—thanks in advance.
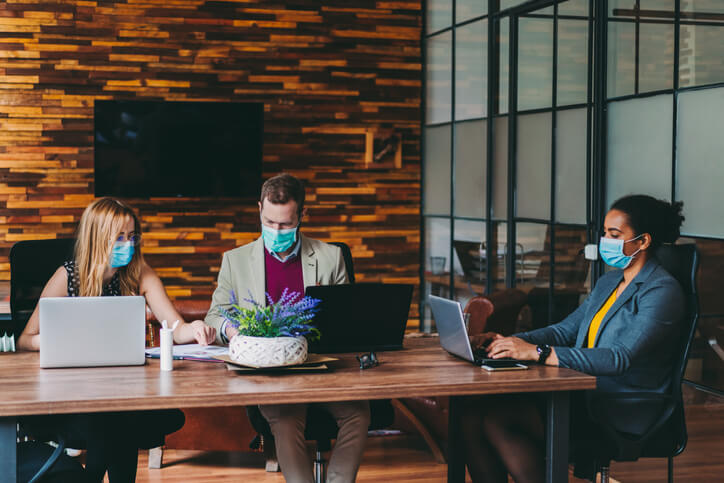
[455,20,487,121]
[607,21,636,98]
[518,17,553,111]
[426,0,451,34]
[680,23,724,88]
[423,126,451,215]
[454,120,487,218]
[456,0,486,24]
[423,217,451,332]
[639,22,674,92]
[557,19,589,106]
[498,19,510,114]
[453,220,486,305]
[426,33,452,124]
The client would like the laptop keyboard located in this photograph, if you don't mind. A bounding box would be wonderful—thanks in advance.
[473,348,525,366]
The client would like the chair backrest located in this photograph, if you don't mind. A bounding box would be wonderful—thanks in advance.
[654,244,700,386]
[9,238,76,339]
[654,243,700,454]
[328,241,355,283]
[463,296,494,335]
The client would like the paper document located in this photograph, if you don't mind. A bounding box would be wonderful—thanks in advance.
[145,344,227,362]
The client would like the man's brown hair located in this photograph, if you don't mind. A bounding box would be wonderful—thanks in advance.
[260,173,305,214]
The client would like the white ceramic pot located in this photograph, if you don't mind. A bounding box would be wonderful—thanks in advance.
[229,334,308,367]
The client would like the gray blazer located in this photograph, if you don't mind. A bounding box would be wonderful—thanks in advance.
[516,258,684,394]
[204,234,349,345]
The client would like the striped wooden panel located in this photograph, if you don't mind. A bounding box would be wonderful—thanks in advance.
[0,1,422,326]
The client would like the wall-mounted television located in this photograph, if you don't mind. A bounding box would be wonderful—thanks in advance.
[94,100,263,198]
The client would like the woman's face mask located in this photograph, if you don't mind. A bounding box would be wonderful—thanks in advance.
[110,241,134,268]
[598,234,643,269]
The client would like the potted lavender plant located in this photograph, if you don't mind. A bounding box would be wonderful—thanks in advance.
[218,288,321,367]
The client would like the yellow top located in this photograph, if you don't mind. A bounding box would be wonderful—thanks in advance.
[586,288,618,348]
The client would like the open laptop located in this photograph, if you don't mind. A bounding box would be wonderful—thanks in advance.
[39,296,146,368]
[306,283,413,353]
[427,294,527,369]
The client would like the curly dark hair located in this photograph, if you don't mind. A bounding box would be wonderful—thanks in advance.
[610,195,685,250]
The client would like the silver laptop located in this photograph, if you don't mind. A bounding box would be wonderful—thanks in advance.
[39,296,146,368]
[428,295,527,370]
[428,295,479,363]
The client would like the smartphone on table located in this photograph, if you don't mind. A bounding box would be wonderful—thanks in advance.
[480,359,528,371]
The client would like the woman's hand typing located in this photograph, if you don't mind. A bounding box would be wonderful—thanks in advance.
[486,336,539,361]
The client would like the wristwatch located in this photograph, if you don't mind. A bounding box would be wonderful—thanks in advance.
[536,344,552,364]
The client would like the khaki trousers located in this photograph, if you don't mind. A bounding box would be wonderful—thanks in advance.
[259,401,370,483]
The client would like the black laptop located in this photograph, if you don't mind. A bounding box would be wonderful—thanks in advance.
[305,283,413,353]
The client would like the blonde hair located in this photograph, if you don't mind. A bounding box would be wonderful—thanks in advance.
[74,197,144,297]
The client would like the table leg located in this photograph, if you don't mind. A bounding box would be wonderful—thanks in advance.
[0,416,17,483]
[546,391,570,483]
[447,396,465,483]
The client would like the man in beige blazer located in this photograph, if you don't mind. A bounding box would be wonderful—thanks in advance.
[205,173,370,483]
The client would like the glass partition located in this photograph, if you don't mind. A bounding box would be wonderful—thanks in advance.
[455,20,487,120]
[516,112,552,220]
[426,33,452,124]
[606,95,673,206]
[423,125,451,215]
[677,87,724,238]
[454,120,487,218]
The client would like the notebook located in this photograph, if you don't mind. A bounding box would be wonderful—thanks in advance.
[305,283,413,353]
[39,296,146,368]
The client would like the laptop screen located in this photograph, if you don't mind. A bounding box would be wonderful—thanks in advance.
[305,283,413,353]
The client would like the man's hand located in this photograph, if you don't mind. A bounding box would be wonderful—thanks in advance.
[190,320,216,346]
[225,324,237,343]
[469,332,503,351]
[486,336,538,361]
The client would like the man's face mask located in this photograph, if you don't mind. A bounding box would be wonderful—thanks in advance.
[261,223,298,253]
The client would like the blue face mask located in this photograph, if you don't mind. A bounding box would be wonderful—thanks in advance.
[261,224,298,253]
[599,235,643,269]
[110,241,134,268]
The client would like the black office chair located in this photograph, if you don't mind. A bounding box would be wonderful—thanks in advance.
[10,238,76,341]
[17,440,86,483]
[246,241,394,482]
[575,244,700,483]
[10,239,80,483]
[329,241,355,284]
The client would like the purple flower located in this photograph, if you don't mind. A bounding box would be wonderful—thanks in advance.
[220,288,322,340]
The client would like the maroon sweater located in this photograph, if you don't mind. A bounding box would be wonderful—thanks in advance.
[264,248,304,304]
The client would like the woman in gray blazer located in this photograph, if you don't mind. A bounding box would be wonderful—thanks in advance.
[461,195,686,483]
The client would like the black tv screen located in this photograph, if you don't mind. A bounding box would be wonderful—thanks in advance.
[94,100,263,198]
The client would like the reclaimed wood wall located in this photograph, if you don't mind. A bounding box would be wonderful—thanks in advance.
[0,1,422,325]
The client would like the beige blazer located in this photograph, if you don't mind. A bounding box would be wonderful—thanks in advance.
[205,234,349,344]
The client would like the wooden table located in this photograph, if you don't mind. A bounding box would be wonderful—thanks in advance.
[0,337,595,483]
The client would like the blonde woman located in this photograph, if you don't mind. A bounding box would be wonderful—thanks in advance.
[18,196,215,351]
[17,197,214,482]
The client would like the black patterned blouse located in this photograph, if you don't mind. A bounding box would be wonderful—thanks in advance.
[63,260,121,297]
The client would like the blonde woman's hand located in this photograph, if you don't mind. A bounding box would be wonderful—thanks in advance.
[190,320,216,346]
